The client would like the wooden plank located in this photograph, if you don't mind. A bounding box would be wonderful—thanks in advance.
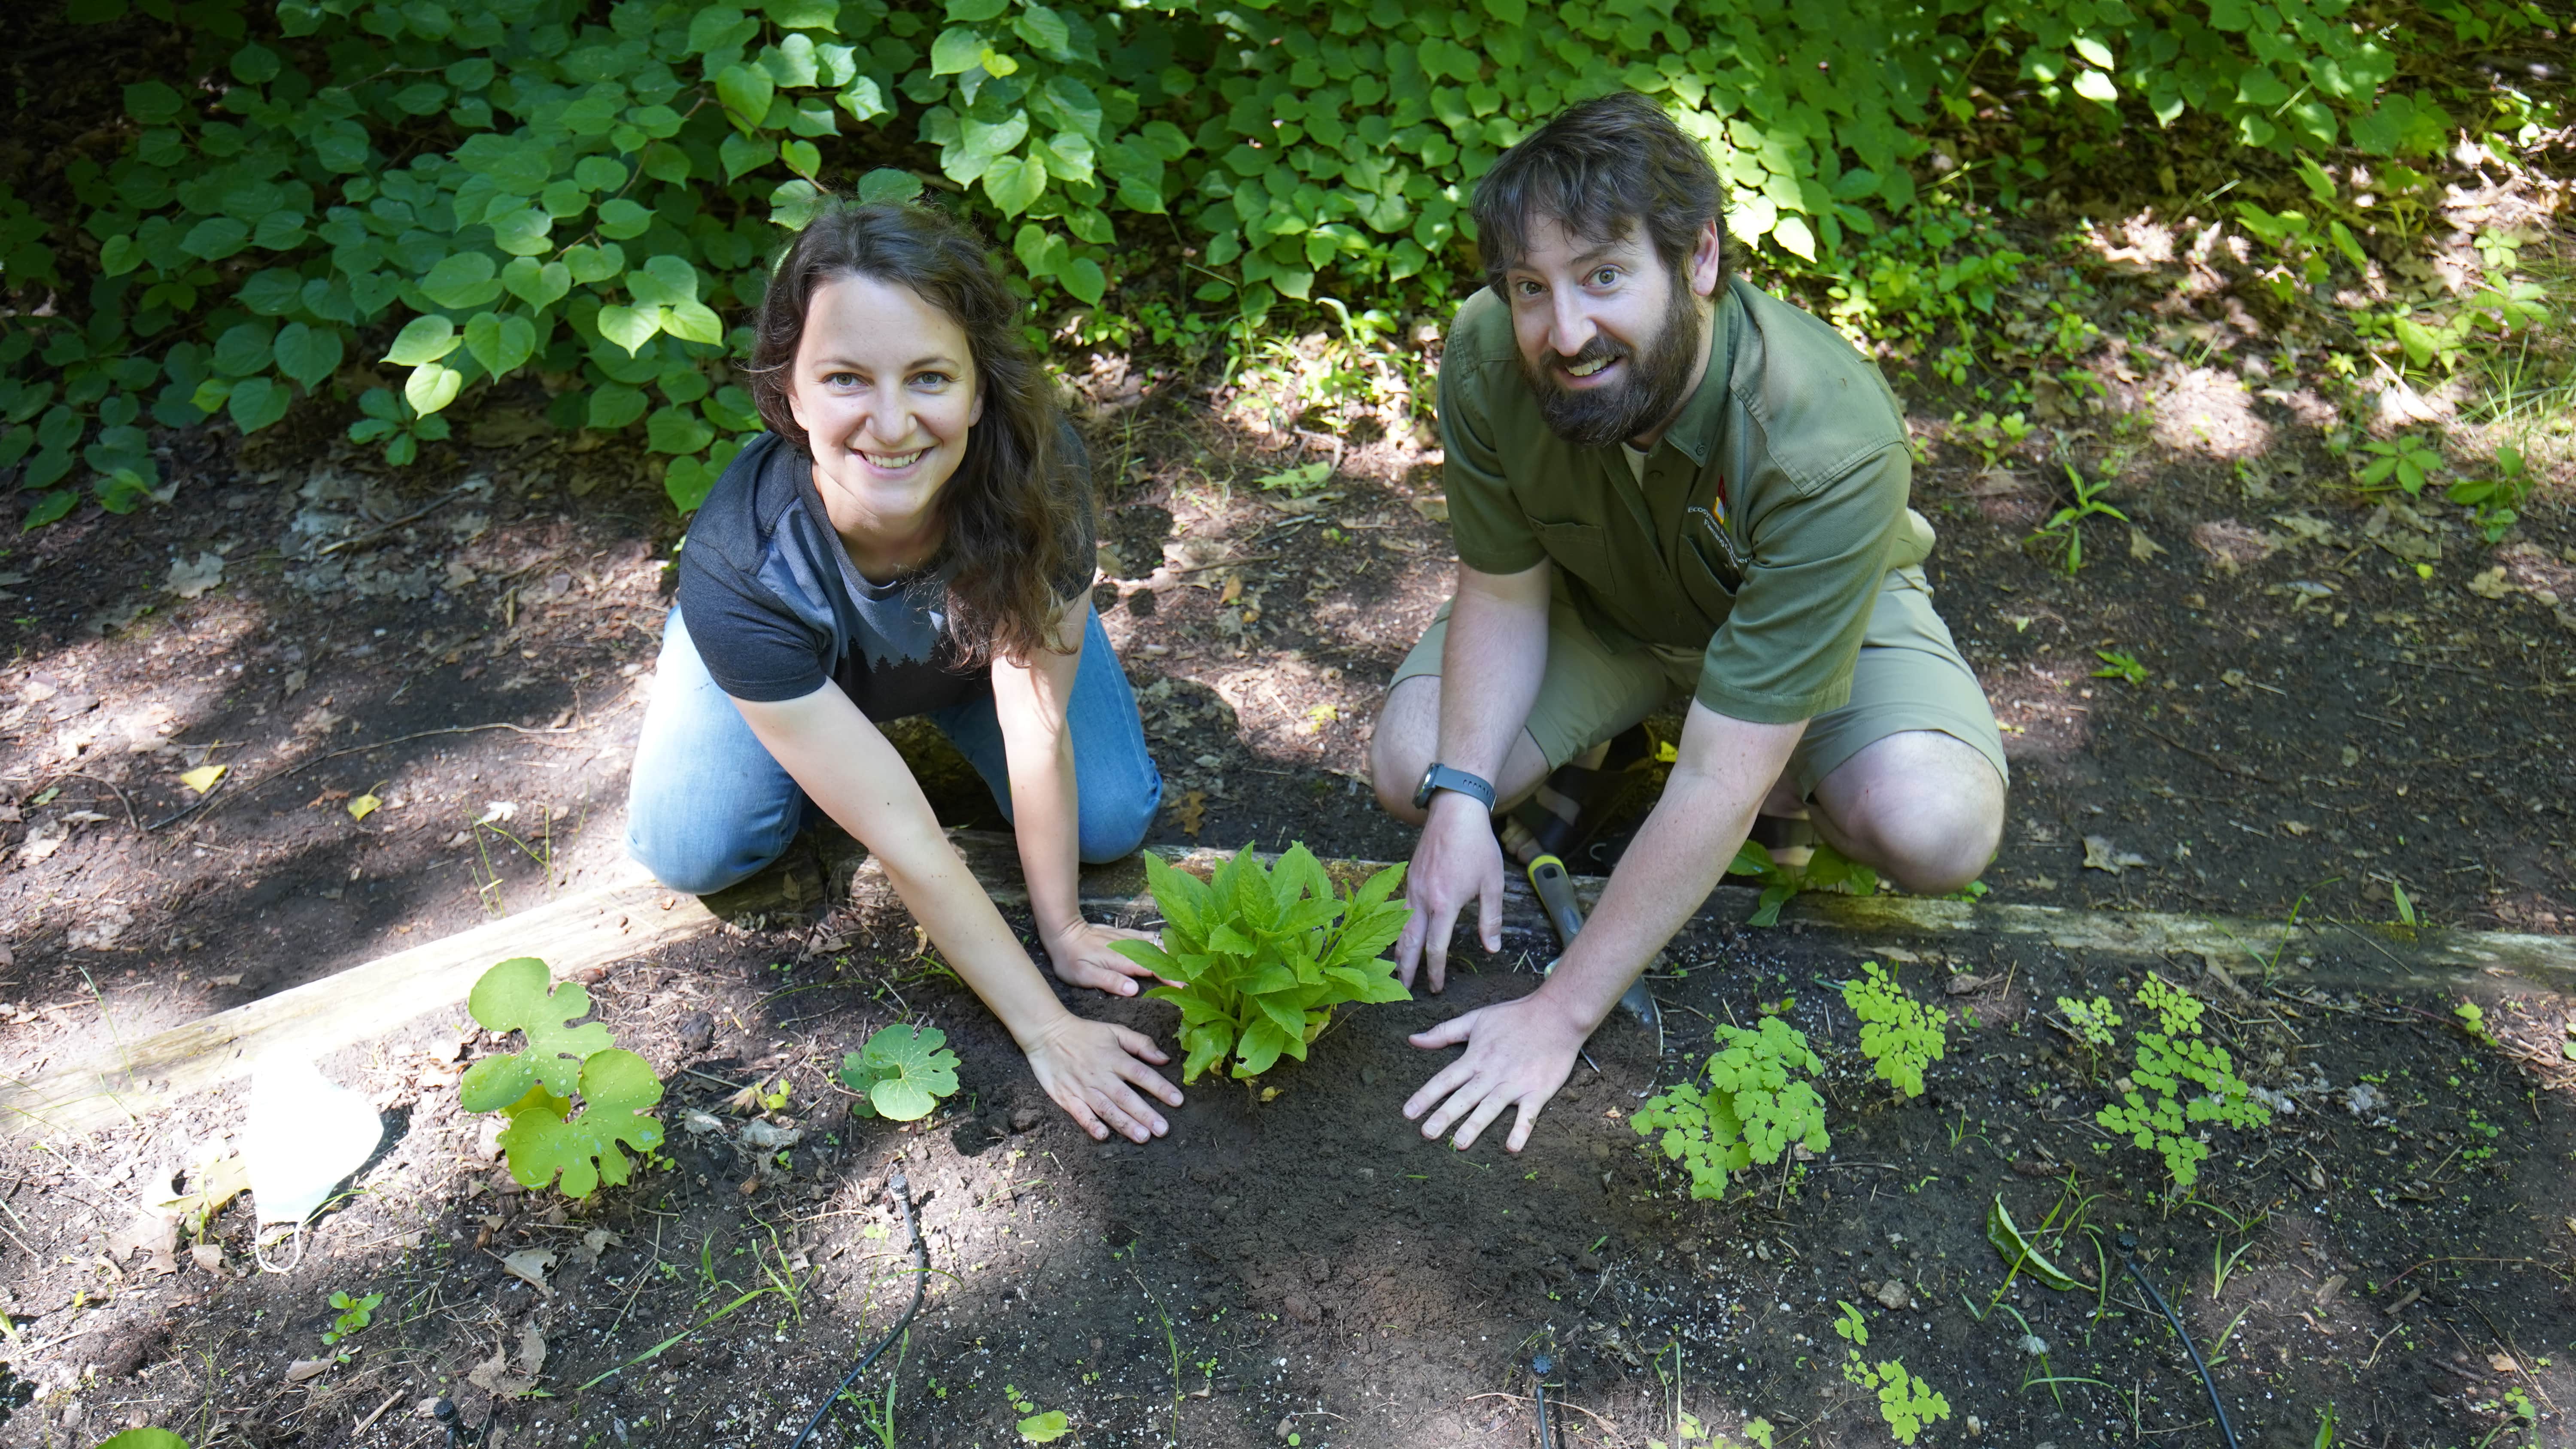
[0,859,728,1140]
[14,829,2564,1142]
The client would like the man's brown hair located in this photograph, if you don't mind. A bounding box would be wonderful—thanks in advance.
[1470,91,1728,296]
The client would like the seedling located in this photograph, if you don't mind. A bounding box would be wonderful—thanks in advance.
[96,1434,191,1449]
[1830,1301,1951,1444]
[2355,433,2441,496]
[1004,1385,1069,1442]
[320,1290,382,1346]
[2446,443,2530,541]
[1842,962,1949,1098]
[1649,1415,1774,1449]
[838,1025,962,1121]
[2026,463,2130,575]
[2452,1002,2499,1048]
[2057,995,2123,1077]
[1632,1018,1829,1200]
[459,958,665,1199]
[1726,838,1877,927]
[2090,649,2148,685]
[1253,459,1333,496]
[1114,844,1410,1083]
[2095,975,2272,1191]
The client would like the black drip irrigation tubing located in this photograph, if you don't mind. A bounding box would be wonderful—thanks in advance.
[788,1172,930,1449]
[1531,1354,1555,1449]
[2118,1231,2242,1449]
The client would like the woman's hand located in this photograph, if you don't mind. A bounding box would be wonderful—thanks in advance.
[1043,919,1167,997]
[1024,1014,1184,1143]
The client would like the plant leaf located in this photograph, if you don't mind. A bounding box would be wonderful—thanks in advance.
[1985,1194,2080,1290]
[465,957,616,1100]
[494,1049,665,1197]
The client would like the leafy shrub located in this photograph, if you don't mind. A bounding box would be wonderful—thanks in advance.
[2095,973,2271,1190]
[1632,1016,1828,1200]
[460,956,666,1197]
[838,1022,962,1119]
[1841,960,1947,1098]
[1112,843,1409,1083]
[1725,837,1875,927]
[2,0,2547,530]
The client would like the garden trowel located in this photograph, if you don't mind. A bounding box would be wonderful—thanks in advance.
[1525,853,1662,1053]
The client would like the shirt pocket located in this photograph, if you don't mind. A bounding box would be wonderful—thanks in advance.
[1677,505,1744,621]
[1530,518,1614,591]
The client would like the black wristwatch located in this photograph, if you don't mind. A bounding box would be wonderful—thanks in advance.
[1412,763,1496,812]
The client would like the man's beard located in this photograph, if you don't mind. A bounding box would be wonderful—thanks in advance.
[1521,279,1704,449]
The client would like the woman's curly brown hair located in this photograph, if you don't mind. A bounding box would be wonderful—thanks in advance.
[746,201,1074,665]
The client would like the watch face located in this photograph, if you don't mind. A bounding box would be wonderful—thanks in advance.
[1415,765,1439,809]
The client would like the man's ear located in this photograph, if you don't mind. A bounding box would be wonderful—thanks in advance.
[1688,218,1725,300]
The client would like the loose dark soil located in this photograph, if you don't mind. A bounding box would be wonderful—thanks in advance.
[0,887,2568,1448]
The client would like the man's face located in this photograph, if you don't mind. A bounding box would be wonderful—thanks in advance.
[1502,215,1717,449]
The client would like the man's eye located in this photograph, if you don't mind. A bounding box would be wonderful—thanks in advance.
[1514,279,1543,297]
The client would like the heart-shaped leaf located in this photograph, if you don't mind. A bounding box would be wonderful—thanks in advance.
[464,957,617,1103]
[493,1049,665,1198]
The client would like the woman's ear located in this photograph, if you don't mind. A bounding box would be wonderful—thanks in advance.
[967,367,986,429]
[781,371,813,437]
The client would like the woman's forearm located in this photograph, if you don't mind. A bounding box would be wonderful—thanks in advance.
[1011,725,1085,941]
[732,689,1076,1049]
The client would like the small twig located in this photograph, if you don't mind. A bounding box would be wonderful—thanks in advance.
[44,770,141,832]
[352,1390,404,1436]
[316,485,478,557]
[1166,552,1281,576]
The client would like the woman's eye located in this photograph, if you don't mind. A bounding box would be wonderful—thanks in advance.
[912,371,953,387]
[1515,279,1543,297]
[1590,266,1620,287]
[825,371,860,387]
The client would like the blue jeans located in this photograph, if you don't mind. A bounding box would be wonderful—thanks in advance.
[625,605,1163,896]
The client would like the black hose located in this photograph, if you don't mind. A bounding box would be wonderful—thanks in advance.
[788,1173,930,1449]
[1530,1354,1555,1449]
[2117,1231,2242,1449]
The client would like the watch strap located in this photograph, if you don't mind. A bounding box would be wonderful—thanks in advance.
[1415,763,1497,812]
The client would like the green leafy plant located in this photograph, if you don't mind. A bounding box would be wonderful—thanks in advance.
[320,1289,382,1346]
[2090,649,2148,685]
[838,1024,962,1121]
[1841,962,1948,1098]
[2452,1002,2499,1049]
[2057,994,2123,1077]
[2026,463,2131,575]
[3,0,2538,531]
[1253,459,1334,496]
[1726,837,1877,927]
[1114,844,1409,1083]
[95,1434,191,1449]
[2446,443,2531,542]
[1953,409,2033,468]
[2095,975,2272,1191]
[460,957,665,1198]
[1005,1385,1069,1443]
[1830,1302,1950,1445]
[1649,1416,1775,1449]
[2357,433,2443,496]
[1985,1195,2078,1292]
[1632,1017,1829,1200]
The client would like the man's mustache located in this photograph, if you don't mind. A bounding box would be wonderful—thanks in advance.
[1543,336,1628,375]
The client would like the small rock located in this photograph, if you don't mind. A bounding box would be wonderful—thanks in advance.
[1965,1416,1983,1436]
[1874,1279,1913,1311]
[1009,1106,1042,1134]
[673,1011,715,1056]
[1277,1419,1297,1442]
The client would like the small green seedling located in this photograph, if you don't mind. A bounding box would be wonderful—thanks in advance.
[1004,1384,1069,1442]
[2090,649,2148,685]
[2355,433,2441,496]
[1115,844,1410,1083]
[2095,975,2272,1190]
[320,1290,382,1346]
[1254,460,1333,496]
[95,1434,191,1449]
[1830,1301,1950,1444]
[839,1025,963,1122]
[2057,994,2123,1077]
[2392,881,2418,928]
[1844,962,1949,1098]
[1727,838,1877,927]
[460,958,665,1198]
[2452,1002,2499,1048]
[2445,443,2529,542]
[2026,463,2131,575]
[1632,1017,1829,1200]
[1648,1413,1774,1449]
[1985,1196,2078,1291]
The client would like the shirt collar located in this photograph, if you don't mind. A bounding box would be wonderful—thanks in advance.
[1646,282,1743,470]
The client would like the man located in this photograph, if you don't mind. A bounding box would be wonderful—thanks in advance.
[1368,91,2008,1154]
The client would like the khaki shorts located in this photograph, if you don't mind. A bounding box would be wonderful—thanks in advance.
[1391,567,2009,800]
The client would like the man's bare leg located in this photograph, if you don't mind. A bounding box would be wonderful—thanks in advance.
[1368,674,1555,827]
[1777,730,2004,895]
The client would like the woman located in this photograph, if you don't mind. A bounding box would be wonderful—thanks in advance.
[625,203,1180,1143]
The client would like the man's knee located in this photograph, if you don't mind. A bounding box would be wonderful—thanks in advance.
[1367,675,1440,823]
[1820,733,2004,895]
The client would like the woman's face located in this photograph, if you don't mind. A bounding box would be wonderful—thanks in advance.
[783,273,983,529]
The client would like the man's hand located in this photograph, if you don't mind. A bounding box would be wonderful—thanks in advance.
[1401,990,1589,1152]
[1023,1013,1183,1143]
[1393,791,1505,992]
[1044,920,1166,997]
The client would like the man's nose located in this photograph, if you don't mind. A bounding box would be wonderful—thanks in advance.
[1548,294,1598,361]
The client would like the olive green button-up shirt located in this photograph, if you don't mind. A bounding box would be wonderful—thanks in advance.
[1438,275,1934,726]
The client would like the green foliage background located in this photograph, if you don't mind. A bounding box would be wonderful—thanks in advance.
[0,0,2555,527]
